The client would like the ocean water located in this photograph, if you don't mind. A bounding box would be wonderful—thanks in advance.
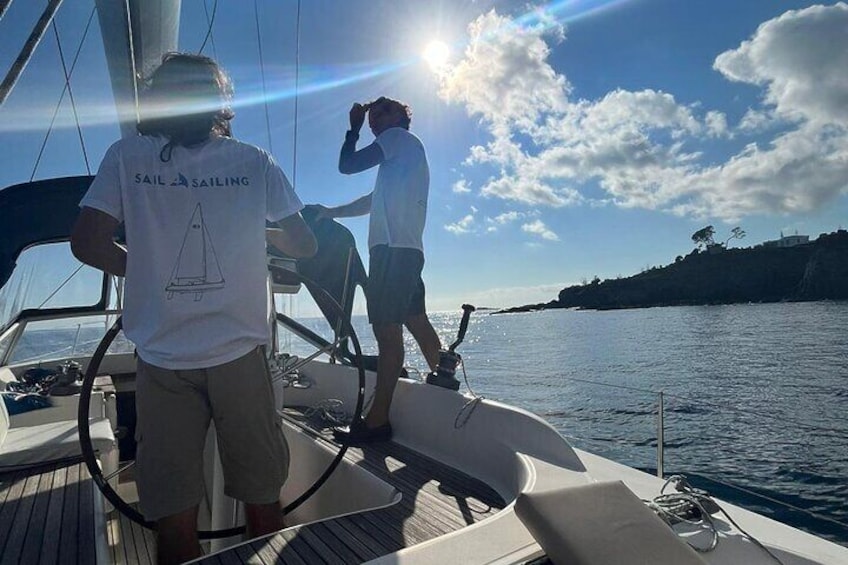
[291,301,848,546]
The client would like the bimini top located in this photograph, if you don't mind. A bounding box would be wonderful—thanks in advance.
[0,176,94,291]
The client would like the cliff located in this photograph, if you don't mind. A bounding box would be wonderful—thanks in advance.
[498,230,848,313]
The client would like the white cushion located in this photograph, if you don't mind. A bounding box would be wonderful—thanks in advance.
[0,417,115,470]
[515,480,707,565]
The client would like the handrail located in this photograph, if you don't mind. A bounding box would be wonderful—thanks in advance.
[656,391,663,478]
[694,471,848,531]
[546,374,848,441]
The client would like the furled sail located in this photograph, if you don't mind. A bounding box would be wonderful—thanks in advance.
[94,0,180,138]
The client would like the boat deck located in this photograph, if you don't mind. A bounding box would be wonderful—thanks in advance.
[198,410,507,564]
[0,412,506,564]
[0,458,99,565]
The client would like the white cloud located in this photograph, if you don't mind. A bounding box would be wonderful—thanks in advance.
[705,111,729,137]
[487,211,524,225]
[480,174,582,207]
[521,219,559,241]
[714,3,848,126]
[485,210,522,233]
[453,179,472,193]
[439,10,569,132]
[737,108,774,133]
[445,214,476,234]
[438,4,848,221]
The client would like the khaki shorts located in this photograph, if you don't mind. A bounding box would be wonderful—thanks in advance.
[135,346,289,521]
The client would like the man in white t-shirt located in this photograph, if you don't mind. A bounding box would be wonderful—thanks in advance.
[70,53,316,564]
[309,97,442,444]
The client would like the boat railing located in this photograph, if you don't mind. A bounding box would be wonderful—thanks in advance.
[543,374,848,545]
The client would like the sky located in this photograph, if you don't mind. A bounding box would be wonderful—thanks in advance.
[1,0,847,316]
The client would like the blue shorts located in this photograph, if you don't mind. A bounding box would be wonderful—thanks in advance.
[367,245,426,325]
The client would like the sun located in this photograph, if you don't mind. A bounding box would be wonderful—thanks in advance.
[422,40,451,72]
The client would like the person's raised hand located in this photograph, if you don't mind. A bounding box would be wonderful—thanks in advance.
[349,103,367,133]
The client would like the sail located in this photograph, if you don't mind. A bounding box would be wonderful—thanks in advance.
[94,0,181,138]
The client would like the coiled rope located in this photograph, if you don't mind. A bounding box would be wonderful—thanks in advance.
[647,474,785,564]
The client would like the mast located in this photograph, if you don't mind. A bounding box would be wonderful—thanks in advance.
[94,0,181,138]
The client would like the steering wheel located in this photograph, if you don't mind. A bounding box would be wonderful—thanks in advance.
[77,274,367,539]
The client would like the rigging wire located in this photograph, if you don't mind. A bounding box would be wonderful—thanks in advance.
[50,19,91,174]
[543,374,848,442]
[253,0,274,155]
[0,0,13,24]
[0,0,65,106]
[30,5,96,181]
[694,471,848,532]
[292,0,301,188]
[123,0,140,130]
[198,0,218,57]
[36,263,85,309]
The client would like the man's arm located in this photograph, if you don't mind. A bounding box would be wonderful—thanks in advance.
[339,137,384,174]
[338,102,384,174]
[70,207,126,276]
[307,193,373,223]
[267,212,318,258]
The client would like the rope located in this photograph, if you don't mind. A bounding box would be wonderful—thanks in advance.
[297,399,348,427]
[648,475,785,563]
[29,5,96,180]
[253,0,274,154]
[454,358,484,429]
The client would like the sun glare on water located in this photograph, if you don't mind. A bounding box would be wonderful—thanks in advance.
[422,40,451,72]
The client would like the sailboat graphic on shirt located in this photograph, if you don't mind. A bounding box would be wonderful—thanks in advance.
[166,203,225,301]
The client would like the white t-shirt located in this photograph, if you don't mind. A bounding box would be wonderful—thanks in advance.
[369,128,429,252]
[80,135,303,369]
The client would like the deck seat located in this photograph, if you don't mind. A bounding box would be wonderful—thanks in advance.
[0,391,116,471]
[515,480,707,565]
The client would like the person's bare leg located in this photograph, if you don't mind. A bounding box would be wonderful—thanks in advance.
[366,322,404,428]
[405,313,441,372]
[245,501,284,538]
[156,506,201,565]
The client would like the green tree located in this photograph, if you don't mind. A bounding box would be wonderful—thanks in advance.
[691,225,715,249]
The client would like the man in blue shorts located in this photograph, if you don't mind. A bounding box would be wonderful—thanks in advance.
[309,96,441,443]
